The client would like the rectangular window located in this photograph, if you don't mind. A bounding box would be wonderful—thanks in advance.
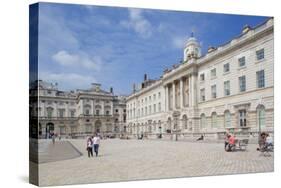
[158,92,161,99]
[154,104,156,113]
[256,49,264,60]
[96,110,99,115]
[149,105,151,114]
[211,85,216,99]
[200,88,205,102]
[158,102,161,112]
[256,70,265,88]
[239,76,246,92]
[70,110,75,117]
[223,63,230,73]
[145,107,147,115]
[238,56,246,67]
[200,73,205,81]
[239,110,247,127]
[59,109,64,117]
[224,81,230,96]
[211,69,216,78]
[47,109,52,118]
[153,94,156,101]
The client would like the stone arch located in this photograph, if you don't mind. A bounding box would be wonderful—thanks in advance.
[224,110,231,128]
[167,117,172,132]
[94,120,102,133]
[182,114,188,129]
[211,112,217,128]
[46,122,55,138]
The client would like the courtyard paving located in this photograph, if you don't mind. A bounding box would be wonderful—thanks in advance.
[37,138,274,186]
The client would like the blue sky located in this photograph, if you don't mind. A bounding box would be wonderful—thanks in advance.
[38,2,269,95]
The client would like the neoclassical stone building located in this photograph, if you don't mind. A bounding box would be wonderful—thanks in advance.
[30,81,126,138]
[126,18,274,140]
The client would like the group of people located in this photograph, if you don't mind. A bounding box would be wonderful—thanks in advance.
[224,132,273,152]
[86,134,101,158]
[224,133,236,152]
[258,132,273,151]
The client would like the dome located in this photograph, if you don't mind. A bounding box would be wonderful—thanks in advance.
[185,36,199,47]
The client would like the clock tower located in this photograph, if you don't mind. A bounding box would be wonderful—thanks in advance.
[183,32,201,62]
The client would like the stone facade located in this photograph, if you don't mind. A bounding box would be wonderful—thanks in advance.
[126,18,274,141]
[30,81,126,138]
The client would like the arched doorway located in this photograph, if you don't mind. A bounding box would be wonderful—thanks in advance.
[182,115,188,130]
[95,120,102,133]
[167,117,172,133]
[46,122,54,139]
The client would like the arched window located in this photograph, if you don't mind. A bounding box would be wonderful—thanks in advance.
[211,112,217,128]
[224,111,231,128]
[182,115,188,129]
[200,114,206,129]
[257,105,266,129]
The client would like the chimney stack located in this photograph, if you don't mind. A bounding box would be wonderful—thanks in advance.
[242,25,251,34]
[144,74,147,81]
[208,46,216,53]
[110,87,113,94]
[133,84,136,93]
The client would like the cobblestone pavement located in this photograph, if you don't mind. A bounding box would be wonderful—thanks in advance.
[38,139,274,186]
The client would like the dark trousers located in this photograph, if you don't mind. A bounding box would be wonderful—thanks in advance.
[225,141,229,150]
[93,144,99,156]
[87,147,93,157]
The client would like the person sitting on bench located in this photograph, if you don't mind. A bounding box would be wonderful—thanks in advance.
[226,134,235,152]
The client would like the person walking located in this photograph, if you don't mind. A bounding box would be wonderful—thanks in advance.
[86,137,93,158]
[92,133,101,157]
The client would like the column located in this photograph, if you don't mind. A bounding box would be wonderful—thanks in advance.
[172,82,176,110]
[189,75,192,107]
[165,85,169,111]
[180,78,183,109]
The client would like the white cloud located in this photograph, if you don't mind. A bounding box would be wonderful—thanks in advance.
[40,72,97,90]
[120,8,152,38]
[172,36,188,49]
[52,50,102,71]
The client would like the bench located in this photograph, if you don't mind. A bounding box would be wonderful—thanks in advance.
[238,139,249,151]
[229,139,248,151]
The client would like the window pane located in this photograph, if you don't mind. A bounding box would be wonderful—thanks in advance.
[256,49,264,60]
[239,56,246,67]
[257,70,265,88]
[224,63,230,72]
[239,76,246,92]
[224,81,230,96]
